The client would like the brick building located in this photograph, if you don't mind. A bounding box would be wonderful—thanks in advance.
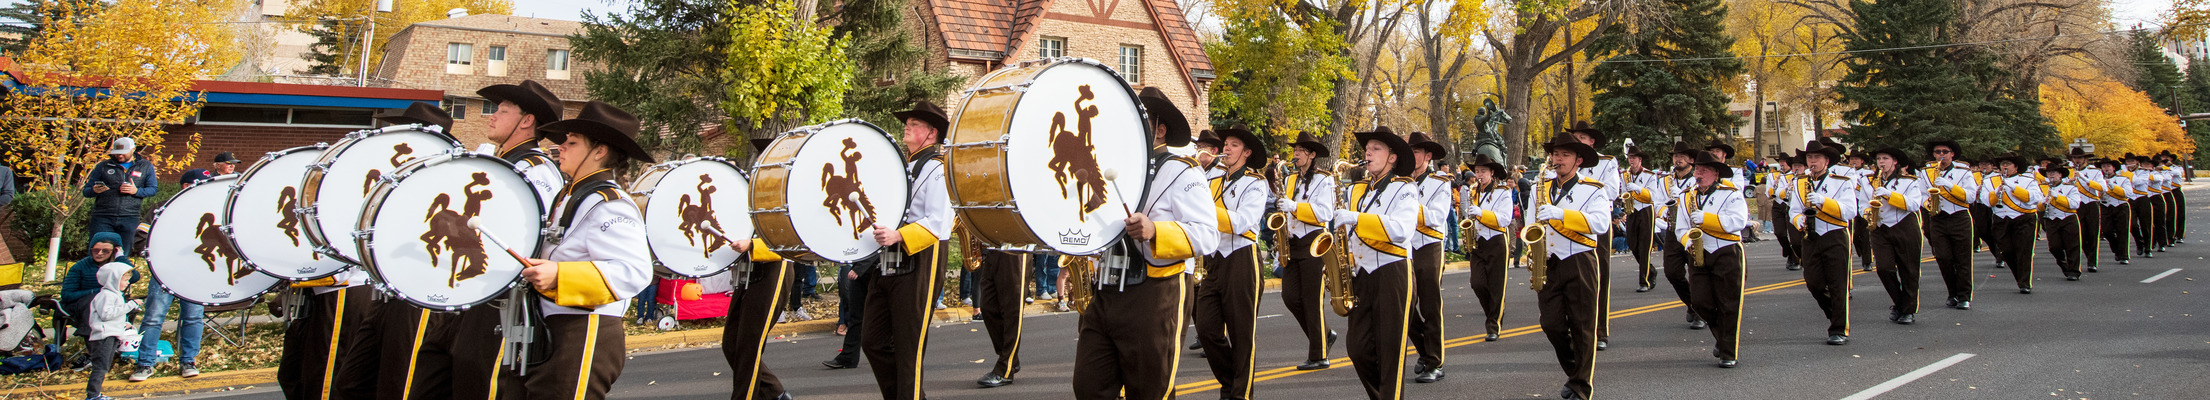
[372,13,597,146]
[912,0,1214,131]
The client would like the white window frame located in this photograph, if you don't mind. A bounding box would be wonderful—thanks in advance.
[546,49,571,80]
[446,43,473,74]
[486,45,508,77]
[1039,36,1066,58]
[1119,45,1142,84]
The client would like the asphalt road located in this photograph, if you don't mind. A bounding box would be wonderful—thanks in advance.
[193,188,2210,400]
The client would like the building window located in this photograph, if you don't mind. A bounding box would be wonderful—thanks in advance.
[487,46,508,77]
[447,103,467,119]
[481,99,497,115]
[1039,36,1066,58]
[446,43,473,74]
[1119,45,1143,84]
[546,49,571,80]
[196,105,373,127]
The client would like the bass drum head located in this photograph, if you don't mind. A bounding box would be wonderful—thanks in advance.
[359,154,544,310]
[227,145,354,280]
[306,127,459,264]
[1004,61,1150,255]
[147,175,280,307]
[781,121,910,263]
[636,158,754,278]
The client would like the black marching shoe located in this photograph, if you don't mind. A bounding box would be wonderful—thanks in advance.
[1957,300,1971,310]
[1637,285,1652,292]
[822,360,857,370]
[775,392,794,400]
[1689,319,1707,330]
[1561,386,1587,400]
[1995,261,2007,269]
[1596,340,1609,351]
[2020,287,2033,294]
[1945,297,1959,308]
[2089,266,2100,272]
[1718,359,1738,368]
[1895,313,1915,325]
[1189,342,1203,350]
[1413,365,1446,383]
[1485,333,1501,342]
[1328,330,1339,347]
[2121,259,2132,264]
[1295,359,1331,370]
[1826,335,1849,345]
[2066,275,2080,281]
[1786,262,1802,271]
[976,373,1014,388]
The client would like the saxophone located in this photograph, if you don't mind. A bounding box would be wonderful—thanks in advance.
[1268,159,1292,278]
[1684,185,1706,267]
[1060,255,1094,313]
[1324,160,1365,316]
[1518,162,1555,292]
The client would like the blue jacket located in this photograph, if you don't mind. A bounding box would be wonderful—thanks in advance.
[81,156,158,217]
[60,232,137,305]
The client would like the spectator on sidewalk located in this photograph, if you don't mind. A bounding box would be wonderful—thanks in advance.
[823,258,872,369]
[60,233,135,340]
[84,262,139,400]
[82,138,158,253]
[130,157,228,381]
[1031,253,1059,303]
[2,162,17,268]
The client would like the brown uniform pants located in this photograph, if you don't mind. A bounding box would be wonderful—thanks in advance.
[1689,244,1744,361]
[1659,231,1699,325]
[1924,210,1976,304]
[723,262,791,400]
[1406,243,1446,369]
[513,314,625,400]
[1624,208,1656,288]
[1539,252,1601,399]
[862,246,944,400]
[1278,232,1331,361]
[278,287,374,400]
[2103,203,2133,261]
[1873,216,1923,315]
[1467,236,1510,336]
[1071,273,1189,400]
[1993,215,2038,289]
[1802,228,1852,337]
[2080,203,2102,266]
[1197,246,1262,399]
[2134,197,2156,254]
[2044,215,2083,279]
[974,251,1029,379]
[1348,260,1411,400]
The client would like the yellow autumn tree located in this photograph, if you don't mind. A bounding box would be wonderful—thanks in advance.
[2041,79,2195,158]
[0,0,243,279]
[284,0,515,76]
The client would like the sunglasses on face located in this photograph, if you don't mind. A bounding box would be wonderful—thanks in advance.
[1932,149,1953,154]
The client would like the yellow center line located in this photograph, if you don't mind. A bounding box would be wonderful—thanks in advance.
[1174,257,1921,394]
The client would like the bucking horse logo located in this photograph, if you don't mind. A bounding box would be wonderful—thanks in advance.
[1049,85,1109,221]
[419,173,494,288]
[678,174,733,257]
[194,213,251,285]
[362,143,417,194]
[821,138,878,239]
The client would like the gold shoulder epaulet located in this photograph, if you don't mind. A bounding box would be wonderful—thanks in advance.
[1578,177,1607,188]
[1390,176,1416,184]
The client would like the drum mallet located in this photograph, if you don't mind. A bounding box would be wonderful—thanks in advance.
[468,219,539,376]
[700,225,750,289]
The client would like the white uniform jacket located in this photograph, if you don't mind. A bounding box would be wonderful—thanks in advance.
[1671,180,1749,252]
[1210,167,1271,255]
[1134,153,1221,276]
[1924,162,1979,215]
[1868,173,1928,227]
[1283,168,1338,239]
[1460,184,1515,241]
[1526,174,1613,259]
[1335,175,1421,273]
[1986,173,2045,219]
[1411,171,1453,249]
[1787,167,1861,236]
[538,170,653,318]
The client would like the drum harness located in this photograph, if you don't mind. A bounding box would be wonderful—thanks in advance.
[878,146,942,277]
[1095,152,1186,292]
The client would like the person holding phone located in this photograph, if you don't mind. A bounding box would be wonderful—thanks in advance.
[82,137,158,254]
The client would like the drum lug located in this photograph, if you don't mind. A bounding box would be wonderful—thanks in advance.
[945,140,1009,148]
[351,229,373,241]
[964,82,1032,94]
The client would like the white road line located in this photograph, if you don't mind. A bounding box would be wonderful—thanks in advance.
[1838,353,1976,400]
[2143,268,2183,283]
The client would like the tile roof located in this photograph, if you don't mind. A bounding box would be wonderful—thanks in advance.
[933,0,1018,58]
[926,0,1212,82]
[413,14,583,37]
[1139,0,1211,73]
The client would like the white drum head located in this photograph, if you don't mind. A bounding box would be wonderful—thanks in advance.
[228,146,354,280]
[307,127,459,263]
[782,122,910,263]
[148,176,280,306]
[1001,62,1150,255]
[637,158,754,277]
[359,154,543,310]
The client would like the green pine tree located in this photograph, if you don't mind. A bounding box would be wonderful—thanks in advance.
[569,0,735,158]
[1584,0,1744,154]
[2128,31,2188,112]
[2183,55,2210,166]
[1837,0,2054,158]
[822,0,962,134]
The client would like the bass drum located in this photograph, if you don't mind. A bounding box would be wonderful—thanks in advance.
[751,119,911,263]
[946,57,1151,255]
[631,157,754,278]
[299,125,461,265]
[356,152,545,310]
[226,145,354,280]
[147,175,281,306]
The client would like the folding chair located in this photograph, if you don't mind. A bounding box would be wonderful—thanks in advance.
[199,296,261,347]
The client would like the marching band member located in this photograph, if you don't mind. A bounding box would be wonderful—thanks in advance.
[1185,128,1221,353]
[1655,143,1706,329]
[1867,148,1927,324]
[1922,141,1979,310]
[1071,87,1218,400]
[1405,131,1453,383]
[1337,127,1421,400]
[723,157,796,400]
[1460,154,1516,341]
[2099,159,2136,265]
[1986,155,2044,294]
[2163,153,2187,243]
[1673,151,1748,368]
[1561,122,1620,351]
[1786,140,1857,346]
[1972,159,1999,259]
[1195,125,1271,398]
[1622,150,1662,293]
[1530,134,1612,400]
[2067,150,2106,271]
[2156,153,2181,249]
[393,80,570,400]
[1278,132,1338,370]
[858,100,956,400]
[2126,154,2156,258]
[1772,154,1806,271]
[971,247,1026,389]
[518,101,656,399]
[2041,164,2086,281]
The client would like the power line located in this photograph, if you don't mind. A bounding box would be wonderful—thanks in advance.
[1576,23,2208,64]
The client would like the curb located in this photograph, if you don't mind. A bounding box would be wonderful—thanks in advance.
[14,260,1476,398]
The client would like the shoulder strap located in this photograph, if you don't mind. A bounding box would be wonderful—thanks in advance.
[558,171,622,230]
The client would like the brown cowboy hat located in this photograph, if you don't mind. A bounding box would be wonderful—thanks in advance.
[1353,126,1415,176]
[376,101,455,134]
[1291,131,1329,156]
[1563,121,1606,148]
[1138,87,1190,147]
[1991,153,2029,169]
[538,101,655,163]
[1924,139,1964,157]
[1467,153,1508,180]
[1800,139,1843,162]
[1541,134,1599,168]
[1669,141,1701,159]
[1215,125,1269,168]
[1871,147,1915,168]
[1691,151,1735,179]
[476,80,564,130]
[1194,129,1223,148]
[2067,147,2093,159]
[891,101,951,137]
[1407,131,1450,163]
[1705,142,1737,159]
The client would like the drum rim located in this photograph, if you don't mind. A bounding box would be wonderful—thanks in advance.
[297,128,462,265]
[354,151,544,311]
[749,118,914,263]
[633,156,753,278]
[949,58,1155,255]
[223,144,353,281]
[149,174,278,307]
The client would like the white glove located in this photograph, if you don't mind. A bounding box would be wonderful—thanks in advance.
[1541,170,1558,181]
[1536,205,1565,222]
[1626,183,1645,194]
[1278,198,1297,211]
[1933,177,1953,188]
[1334,209,1362,228]
[1806,193,1826,205]
[1874,188,1892,199]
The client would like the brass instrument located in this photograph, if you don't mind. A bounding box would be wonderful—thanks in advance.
[1518,161,1555,292]
[1683,185,1706,267]
[1267,158,1292,281]
[1324,160,1366,316]
[1060,255,1094,312]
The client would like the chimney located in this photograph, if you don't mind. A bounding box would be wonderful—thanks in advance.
[447,8,467,18]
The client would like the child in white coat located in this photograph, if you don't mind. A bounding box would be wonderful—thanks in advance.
[86,262,140,400]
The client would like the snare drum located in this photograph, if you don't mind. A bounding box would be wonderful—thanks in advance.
[226,145,355,280]
[147,175,281,306]
[946,58,1151,255]
[300,125,461,265]
[632,157,754,278]
[751,119,911,263]
[356,152,546,310]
